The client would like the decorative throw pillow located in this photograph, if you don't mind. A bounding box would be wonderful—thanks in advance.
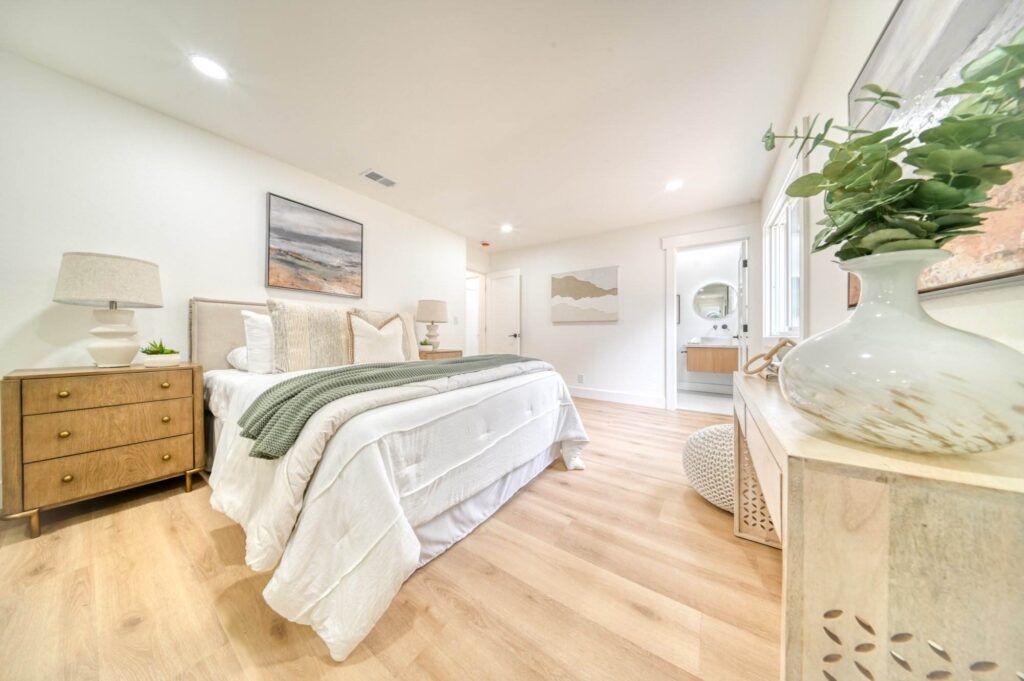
[226,346,249,371]
[241,311,275,374]
[353,308,419,360]
[348,313,407,364]
[267,298,351,372]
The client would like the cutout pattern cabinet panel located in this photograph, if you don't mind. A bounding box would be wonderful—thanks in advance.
[732,375,1024,680]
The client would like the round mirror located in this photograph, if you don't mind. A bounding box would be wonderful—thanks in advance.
[693,282,736,320]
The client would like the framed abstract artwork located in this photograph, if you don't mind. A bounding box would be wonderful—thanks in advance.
[551,266,619,322]
[266,193,364,298]
[846,0,1024,307]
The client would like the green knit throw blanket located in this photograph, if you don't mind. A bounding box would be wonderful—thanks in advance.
[238,354,532,459]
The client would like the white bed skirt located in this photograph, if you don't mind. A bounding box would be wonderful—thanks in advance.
[414,441,559,564]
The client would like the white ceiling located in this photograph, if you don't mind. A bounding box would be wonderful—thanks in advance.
[0,0,829,251]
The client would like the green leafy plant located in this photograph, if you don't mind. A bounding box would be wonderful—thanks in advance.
[762,28,1024,260]
[140,339,178,355]
[419,339,431,346]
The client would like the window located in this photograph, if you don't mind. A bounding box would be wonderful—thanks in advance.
[764,189,802,338]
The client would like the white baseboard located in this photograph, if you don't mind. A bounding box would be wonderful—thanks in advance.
[568,385,665,408]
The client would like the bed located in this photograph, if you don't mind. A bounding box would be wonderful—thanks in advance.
[188,298,588,661]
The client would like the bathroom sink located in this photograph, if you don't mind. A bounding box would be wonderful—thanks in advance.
[697,337,737,346]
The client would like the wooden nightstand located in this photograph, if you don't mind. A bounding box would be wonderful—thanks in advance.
[418,349,463,360]
[1,363,205,538]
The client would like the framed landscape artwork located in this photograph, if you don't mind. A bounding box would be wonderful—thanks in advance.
[551,266,619,322]
[266,193,364,298]
[847,0,1024,307]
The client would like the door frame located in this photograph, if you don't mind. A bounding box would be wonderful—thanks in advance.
[485,268,521,355]
[465,269,487,354]
[661,225,760,411]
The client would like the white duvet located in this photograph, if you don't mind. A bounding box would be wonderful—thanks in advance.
[205,360,587,660]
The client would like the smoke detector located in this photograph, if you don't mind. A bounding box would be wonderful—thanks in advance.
[361,169,396,187]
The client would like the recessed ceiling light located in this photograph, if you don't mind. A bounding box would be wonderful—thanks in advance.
[499,223,514,234]
[664,179,684,192]
[190,55,228,80]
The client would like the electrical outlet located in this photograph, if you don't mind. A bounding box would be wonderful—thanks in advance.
[577,373,584,384]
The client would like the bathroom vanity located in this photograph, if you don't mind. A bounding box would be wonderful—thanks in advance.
[685,345,738,373]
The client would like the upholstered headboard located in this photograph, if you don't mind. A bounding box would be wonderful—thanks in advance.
[189,297,268,371]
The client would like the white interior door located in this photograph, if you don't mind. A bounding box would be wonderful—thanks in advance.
[464,272,483,356]
[485,269,521,355]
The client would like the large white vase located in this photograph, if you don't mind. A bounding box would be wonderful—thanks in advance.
[780,249,1024,454]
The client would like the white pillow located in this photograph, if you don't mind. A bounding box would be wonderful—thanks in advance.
[242,310,275,374]
[226,346,249,371]
[350,314,406,364]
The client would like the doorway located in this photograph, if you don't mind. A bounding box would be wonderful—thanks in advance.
[464,271,485,355]
[485,269,521,355]
[674,239,747,415]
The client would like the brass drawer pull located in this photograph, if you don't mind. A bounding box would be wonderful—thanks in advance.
[58,430,71,439]
[58,390,70,398]
[62,474,74,483]
[161,382,170,388]
[161,416,171,423]
[161,454,171,461]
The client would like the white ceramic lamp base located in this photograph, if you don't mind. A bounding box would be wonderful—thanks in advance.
[425,323,440,351]
[88,308,139,367]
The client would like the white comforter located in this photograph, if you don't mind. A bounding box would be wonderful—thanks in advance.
[205,360,587,660]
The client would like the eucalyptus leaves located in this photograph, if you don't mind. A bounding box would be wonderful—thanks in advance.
[763,28,1024,260]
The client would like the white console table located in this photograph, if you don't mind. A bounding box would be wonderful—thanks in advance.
[732,373,1024,680]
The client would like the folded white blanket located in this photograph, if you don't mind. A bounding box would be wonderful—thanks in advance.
[207,361,587,660]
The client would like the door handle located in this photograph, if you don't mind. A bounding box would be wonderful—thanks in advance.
[508,333,520,338]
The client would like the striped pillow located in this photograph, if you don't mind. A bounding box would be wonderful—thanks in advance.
[268,300,421,371]
[268,298,351,373]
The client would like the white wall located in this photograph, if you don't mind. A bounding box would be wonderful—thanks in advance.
[761,0,1024,352]
[676,241,743,391]
[489,203,760,407]
[466,243,491,274]
[0,52,469,374]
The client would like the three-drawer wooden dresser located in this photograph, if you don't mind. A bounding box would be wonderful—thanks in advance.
[1,364,204,537]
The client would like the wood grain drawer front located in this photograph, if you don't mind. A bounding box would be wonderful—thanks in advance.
[685,347,739,374]
[419,350,463,360]
[22,397,193,462]
[744,419,783,535]
[23,435,193,509]
[22,369,192,415]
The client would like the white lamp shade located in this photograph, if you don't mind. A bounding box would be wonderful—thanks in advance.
[53,252,163,308]
[415,299,448,323]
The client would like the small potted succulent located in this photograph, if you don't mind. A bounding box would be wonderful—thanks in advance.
[761,29,1024,454]
[140,339,181,367]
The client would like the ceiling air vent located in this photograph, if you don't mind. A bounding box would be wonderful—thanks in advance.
[361,169,396,187]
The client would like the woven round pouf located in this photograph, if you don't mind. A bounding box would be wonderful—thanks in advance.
[681,423,735,512]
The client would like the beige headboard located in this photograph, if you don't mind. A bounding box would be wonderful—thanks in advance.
[189,297,268,371]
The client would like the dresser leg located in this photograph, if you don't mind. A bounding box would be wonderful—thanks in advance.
[1,508,40,539]
[185,468,203,493]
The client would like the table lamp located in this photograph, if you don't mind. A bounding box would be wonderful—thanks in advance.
[53,252,163,367]
[415,299,448,351]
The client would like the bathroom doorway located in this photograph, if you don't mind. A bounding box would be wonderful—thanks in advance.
[674,239,746,415]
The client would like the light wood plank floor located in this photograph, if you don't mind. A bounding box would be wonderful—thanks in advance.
[0,398,781,680]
